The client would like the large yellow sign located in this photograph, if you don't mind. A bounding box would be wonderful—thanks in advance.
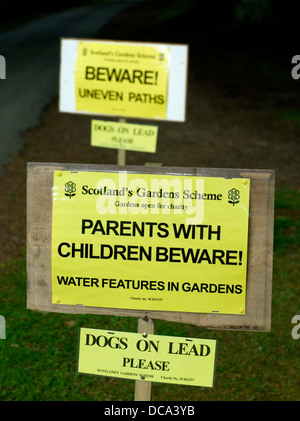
[51,171,250,314]
[77,328,217,387]
[75,42,169,119]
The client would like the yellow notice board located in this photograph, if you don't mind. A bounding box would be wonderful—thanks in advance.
[75,42,169,119]
[77,328,217,387]
[91,120,158,153]
[51,170,250,315]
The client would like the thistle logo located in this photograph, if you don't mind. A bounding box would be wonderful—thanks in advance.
[228,188,240,206]
[65,181,76,199]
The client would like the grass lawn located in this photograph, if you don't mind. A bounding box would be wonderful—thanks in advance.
[0,186,299,401]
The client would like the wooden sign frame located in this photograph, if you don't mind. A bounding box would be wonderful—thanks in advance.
[26,163,274,331]
[59,38,189,122]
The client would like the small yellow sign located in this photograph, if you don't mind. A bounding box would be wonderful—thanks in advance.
[75,42,169,119]
[91,120,158,153]
[51,170,250,315]
[77,328,217,388]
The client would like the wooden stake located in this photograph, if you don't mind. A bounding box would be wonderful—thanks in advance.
[118,118,126,165]
[117,148,126,166]
[134,317,155,401]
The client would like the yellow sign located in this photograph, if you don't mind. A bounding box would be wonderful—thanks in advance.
[75,42,169,119]
[91,120,158,153]
[51,171,250,314]
[77,328,217,387]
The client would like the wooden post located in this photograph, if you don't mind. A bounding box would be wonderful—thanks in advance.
[117,149,126,166]
[134,316,155,401]
[117,118,126,165]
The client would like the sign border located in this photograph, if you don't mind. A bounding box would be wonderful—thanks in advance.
[27,163,274,331]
